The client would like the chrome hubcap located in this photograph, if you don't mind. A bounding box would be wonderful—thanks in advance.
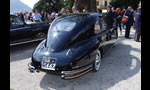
[95,50,101,71]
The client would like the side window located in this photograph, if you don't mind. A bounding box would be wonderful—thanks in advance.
[94,17,107,34]
[100,17,107,31]
[10,17,24,26]
[10,17,16,26]
[94,20,101,34]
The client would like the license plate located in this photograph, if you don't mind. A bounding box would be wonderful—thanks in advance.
[41,57,56,71]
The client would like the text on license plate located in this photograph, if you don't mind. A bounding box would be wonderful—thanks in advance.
[41,58,56,70]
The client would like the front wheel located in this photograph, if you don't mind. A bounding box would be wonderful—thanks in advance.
[93,50,102,72]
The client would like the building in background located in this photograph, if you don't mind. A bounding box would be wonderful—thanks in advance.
[96,0,112,9]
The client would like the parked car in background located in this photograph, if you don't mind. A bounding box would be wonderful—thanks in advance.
[28,13,118,79]
[10,15,50,46]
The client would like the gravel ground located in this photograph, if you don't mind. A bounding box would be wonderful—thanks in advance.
[10,28,141,90]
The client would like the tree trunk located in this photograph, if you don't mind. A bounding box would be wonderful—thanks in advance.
[74,0,96,12]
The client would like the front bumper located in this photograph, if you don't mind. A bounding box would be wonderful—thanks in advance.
[28,62,93,79]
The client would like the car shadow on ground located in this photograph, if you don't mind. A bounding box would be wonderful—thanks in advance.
[10,41,41,62]
[39,43,141,90]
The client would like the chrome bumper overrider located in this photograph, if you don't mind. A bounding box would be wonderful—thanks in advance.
[28,62,36,72]
[61,64,93,79]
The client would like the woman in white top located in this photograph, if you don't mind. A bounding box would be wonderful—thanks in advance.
[32,10,41,22]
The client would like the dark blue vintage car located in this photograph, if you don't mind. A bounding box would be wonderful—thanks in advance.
[10,15,50,46]
[28,13,118,79]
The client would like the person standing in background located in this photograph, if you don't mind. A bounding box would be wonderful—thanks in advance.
[43,11,48,22]
[72,6,79,13]
[124,6,134,39]
[32,10,41,22]
[105,6,114,30]
[131,8,135,29]
[41,10,44,21]
[51,11,56,21]
[116,8,122,35]
[134,7,141,42]
[28,12,33,22]
[97,8,102,14]
[24,12,28,22]
[66,9,70,14]
[58,8,67,16]
[19,12,25,22]
[121,8,126,29]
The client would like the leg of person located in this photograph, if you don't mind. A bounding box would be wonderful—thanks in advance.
[125,24,129,38]
[134,29,138,41]
[136,28,141,42]
[122,22,125,29]
[125,24,131,38]
[119,21,122,35]
[128,25,131,38]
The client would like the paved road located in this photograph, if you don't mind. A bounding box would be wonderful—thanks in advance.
[10,29,141,90]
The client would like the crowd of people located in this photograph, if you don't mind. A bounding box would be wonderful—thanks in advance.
[13,5,141,42]
[13,6,79,23]
[103,6,141,42]
[15,10,53,23]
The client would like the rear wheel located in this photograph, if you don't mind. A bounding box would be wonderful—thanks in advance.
[93,50,102,72]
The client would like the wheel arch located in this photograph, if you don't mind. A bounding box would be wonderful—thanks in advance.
[99,47,103,58]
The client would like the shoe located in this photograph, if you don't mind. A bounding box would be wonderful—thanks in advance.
[135,40,140,42]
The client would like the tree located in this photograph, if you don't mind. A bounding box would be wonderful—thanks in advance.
[64,0,74,12]
[32,0,64,13]
[110,0,141,10]
[73,0,96,12]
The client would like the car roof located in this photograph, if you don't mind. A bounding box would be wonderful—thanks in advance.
[10,14,17,18]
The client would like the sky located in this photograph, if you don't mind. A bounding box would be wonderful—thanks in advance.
[20,0,39,9]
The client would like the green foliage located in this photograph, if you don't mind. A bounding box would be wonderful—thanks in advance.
[110,0,140,10]
[32,0,64,13]
[64,0,74,12]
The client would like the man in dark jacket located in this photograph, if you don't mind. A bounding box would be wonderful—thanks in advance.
[134,7,141,42]
[19,12,25,22]
[105,6,114,30]
[124,6,134,39]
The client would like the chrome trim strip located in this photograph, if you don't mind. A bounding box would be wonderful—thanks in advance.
[62,68,92,79]
[11,27,30,31]
[61,64,92,75]
[10,38,45,46]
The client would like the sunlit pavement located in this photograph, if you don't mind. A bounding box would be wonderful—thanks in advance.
[10,28,141,90]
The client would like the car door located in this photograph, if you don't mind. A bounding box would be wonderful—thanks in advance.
[10,16,32,44]
[98,16,118,54]
[94,16,111,54]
